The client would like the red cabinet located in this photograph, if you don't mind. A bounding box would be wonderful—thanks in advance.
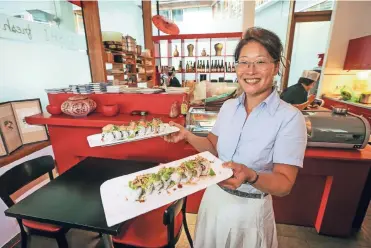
[343,35,371,70]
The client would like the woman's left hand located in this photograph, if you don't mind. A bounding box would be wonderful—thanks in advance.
[218,162,255,190]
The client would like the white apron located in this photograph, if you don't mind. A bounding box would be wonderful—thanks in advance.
[194,185,278,248]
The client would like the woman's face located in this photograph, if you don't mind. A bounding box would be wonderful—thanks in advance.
[236,41,279,97]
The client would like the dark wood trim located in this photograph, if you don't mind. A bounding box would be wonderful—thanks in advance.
[281,7,332,90]
[281,0,296,90]
[0,141,50,167]
[152,32,242,41]
[142,0,153,50]
[2,233,20,248]
[81,1,106,83]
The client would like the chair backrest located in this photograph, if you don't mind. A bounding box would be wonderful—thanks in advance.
[0,155,55,208]
[163,197,187,248]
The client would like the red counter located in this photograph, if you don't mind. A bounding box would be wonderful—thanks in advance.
[26,93,371,238]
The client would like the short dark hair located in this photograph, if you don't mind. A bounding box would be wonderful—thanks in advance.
[234,27,283,65]
[298,77,315,86]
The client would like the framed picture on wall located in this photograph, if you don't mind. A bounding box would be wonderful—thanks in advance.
[10,99,49,145]
[0,102,23,156]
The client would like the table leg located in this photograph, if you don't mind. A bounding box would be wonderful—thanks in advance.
[102,234,114,248]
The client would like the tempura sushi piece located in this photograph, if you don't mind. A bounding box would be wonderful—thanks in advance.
[113,130,123,140]
[145,121,153,135]
[119,125,129,139]
[151,118,161,133]
[150,173,163,191]
[158,119,166,133]
[101,124,118,142]
[171,166,185,184]
[128,173,153,201]
[137,120,147,137]
[194,156,212,176]
[158,167,175,189]
[127,185,143,202]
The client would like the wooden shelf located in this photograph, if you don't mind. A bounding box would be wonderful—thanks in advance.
[0,141,51,167]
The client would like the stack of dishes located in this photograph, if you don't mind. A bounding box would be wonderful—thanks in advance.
[90,83,109,94]
[107,85,122,93]
[69,84,93,94]
[45,88,70,94]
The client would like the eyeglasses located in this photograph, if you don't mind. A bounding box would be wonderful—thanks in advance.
[235,59,277,71]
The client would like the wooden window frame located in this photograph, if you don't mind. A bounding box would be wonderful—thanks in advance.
[281,3,332,91]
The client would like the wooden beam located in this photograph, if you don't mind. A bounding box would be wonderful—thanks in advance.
[81,1,106,83]
[295,10,332,22]
[142,0,153,50]
[281,0,296,91]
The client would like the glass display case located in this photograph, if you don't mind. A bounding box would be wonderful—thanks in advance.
[186,107,219,136]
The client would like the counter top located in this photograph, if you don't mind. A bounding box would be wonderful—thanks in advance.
[26,113,186,128]
[322,96,371,110]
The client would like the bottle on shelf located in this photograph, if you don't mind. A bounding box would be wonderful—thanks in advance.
[215,60,219,72]
[211,60,214,72]
[206,60,210,72]
[186,61,189,72]
[221,60,224,72]
[178,61,182,72]
[228,62,232,72]
[232,62,236,72]
[203,61,206,73]
[225,62,228,72]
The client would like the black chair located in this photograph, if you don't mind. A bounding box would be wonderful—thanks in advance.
[0,156,69,248]
[112,197,194,248]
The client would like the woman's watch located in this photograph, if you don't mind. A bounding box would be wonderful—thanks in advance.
[244,170,259,185]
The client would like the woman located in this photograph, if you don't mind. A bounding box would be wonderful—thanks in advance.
[164,27,307,248]
[280,70,320,110]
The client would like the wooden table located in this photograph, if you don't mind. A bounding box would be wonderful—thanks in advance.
[4,157,156,248]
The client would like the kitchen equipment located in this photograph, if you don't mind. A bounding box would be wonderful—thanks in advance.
[186,107,219,137]
[331,106,348,115]
[359,92,371,104]
[303,110,370,149]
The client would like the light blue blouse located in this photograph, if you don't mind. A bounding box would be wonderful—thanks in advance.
[211,89,307,193]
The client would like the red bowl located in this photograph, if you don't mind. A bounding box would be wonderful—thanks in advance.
[102,105,119,117]
[46,105,62,115]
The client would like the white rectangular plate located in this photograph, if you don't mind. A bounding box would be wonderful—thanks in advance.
[87,124,179,148]
[100,151,232,227]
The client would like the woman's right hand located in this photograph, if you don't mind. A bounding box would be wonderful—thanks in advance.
[163,121,189,143]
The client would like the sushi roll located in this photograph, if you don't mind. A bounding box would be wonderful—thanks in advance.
[113,130,123,140]
[128,181,143,202]
[151,118,160,134]
[128,174,153,201]
[157,119,166,133]
[119,125,129,139]
[127,121,138,138]
[145,121,153,135]
[150,173,163,192]
[196,156,212,176]
[137,120,147,137]
[171,167,185,185]
[101,124,118,142]
[158,167,175,189]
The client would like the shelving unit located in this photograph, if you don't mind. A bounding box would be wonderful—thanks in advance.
[152,32,242,85]
[103,50,154,87]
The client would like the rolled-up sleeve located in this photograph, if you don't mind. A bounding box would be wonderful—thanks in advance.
[273,110,307,168]
[211,100,230,137]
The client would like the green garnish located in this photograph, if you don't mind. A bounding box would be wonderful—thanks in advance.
[184,161,195,170]
[129,181,137,190]
[209,168,216,176]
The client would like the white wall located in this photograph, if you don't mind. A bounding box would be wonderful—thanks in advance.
[98,0,145,47]
[0,40,91,110]
[0,0,91,111]
[0,146,54,247]
[318,0,371,95]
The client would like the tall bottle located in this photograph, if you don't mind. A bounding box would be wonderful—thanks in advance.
[178,61,182,72]
[228,62,232,72]
[232,62,236,72]
[206,60,210,72]
[186,62,189,72]
[202,61,205,73]
[221,60,224,72]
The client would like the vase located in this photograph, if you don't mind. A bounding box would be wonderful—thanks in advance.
[169,101,179,118]
[173,45,179,57]
[214,43,223,56]
[61,95,96,117]
[201,48,207,56]
[187,44,194,57]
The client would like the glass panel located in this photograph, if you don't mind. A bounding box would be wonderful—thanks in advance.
[152,0,242,35]
[98,0,144,47]
[295,0,335,12]
[0,0,91,110]
[287,21,331,94]
[254,0,291,90]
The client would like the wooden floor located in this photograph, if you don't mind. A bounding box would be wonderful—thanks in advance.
[13,204,371,248]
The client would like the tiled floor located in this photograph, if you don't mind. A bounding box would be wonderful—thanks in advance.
[13,204,371,248]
